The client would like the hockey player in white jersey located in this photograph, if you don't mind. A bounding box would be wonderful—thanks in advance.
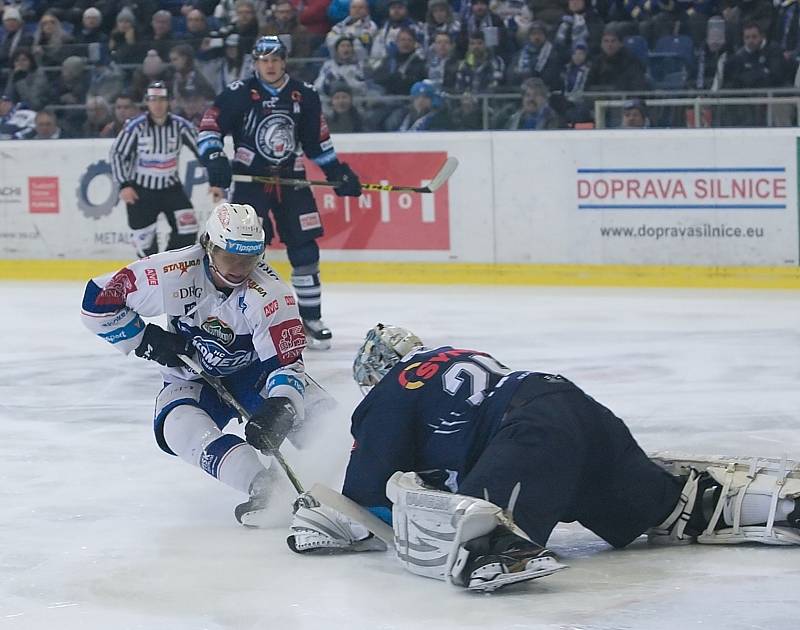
[81,203,307,525]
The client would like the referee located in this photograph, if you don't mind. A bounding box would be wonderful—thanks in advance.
[110,81,202,257]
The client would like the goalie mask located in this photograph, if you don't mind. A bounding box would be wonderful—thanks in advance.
[202,203,265,288]
[353,324,423,392]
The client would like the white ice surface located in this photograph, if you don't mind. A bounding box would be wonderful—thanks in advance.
[2,282,799,629]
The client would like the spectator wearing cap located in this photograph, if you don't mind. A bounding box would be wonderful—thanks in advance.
[326,0,379,62]
[454,29,506,93]
[32,11,75,67]
[506,20,561,90]
[501,77,559,129]
[586,25,649,90]
[696,14,728,90]
[31,109,66,140]
[0,7,32,68]
[287,0,331,50]
[0,94,36,140]
[75,7,108,46]
[109,7,147,64]
[101,92,141,138]
[423,0,461,52]
[372,26,427,95]
[325,82,366,133]
[261,0,313,58]
[383,79,450,130]
[555,0,605,55]
[315,35,370,96]
[370,0,423,69]
[426,31,459,91]
[563,40,591,99]
[146,9,180,61]
[4,49,51,111]
[620,97,648,127]
[457,0,511,62]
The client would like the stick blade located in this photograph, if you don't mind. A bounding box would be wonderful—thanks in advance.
[427,156,459,192]
[309,483,394,546]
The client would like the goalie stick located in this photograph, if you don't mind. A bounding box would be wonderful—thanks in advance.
[231,156,459,194]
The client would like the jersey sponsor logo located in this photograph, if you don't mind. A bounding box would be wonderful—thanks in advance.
[163,258,201,275]
[299,211,322,231]
[263,299,279,317]
[397,349,478,390]
[96,268,137,306]
[184,301,196,315]
[234,146,255,166]
[200,317,235,346]
[173,285,203,299]
[145,268,159,286]
[269,318,306,363]
[246,279,268,297]
[254,113,296,163]
[284,294,296,306]
[194,337,256,373]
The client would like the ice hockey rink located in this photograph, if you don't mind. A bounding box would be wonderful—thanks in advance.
[2,281,799,630]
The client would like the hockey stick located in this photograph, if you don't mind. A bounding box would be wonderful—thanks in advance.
[178,353,305,494]
[231,156,459,194]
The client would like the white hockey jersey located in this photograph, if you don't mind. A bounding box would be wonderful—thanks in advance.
[81,244,306,411]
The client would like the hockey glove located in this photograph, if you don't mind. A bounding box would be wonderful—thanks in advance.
[322,161,362,197]
[133,323,194,368]
[204,151,232,188]
[245,396,297,451]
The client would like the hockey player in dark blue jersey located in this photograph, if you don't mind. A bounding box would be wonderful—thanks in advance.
[198,35,362,350]
[286,324,800,592]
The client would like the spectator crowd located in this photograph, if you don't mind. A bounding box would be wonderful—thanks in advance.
[1,0,799,136]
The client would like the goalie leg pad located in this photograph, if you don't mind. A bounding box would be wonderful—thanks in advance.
[386,471,566,590]
[650,452,800,546]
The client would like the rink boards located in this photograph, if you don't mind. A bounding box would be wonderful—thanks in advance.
[2,129,800,287]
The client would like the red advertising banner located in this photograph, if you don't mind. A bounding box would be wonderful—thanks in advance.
[28,177,60,214]
[299,152,451,250]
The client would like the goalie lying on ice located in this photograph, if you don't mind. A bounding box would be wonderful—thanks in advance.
[287,324,800,592]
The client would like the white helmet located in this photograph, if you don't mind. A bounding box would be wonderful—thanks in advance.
[205,202,265,256]
[353,323,424,392]
[203,203,265,287]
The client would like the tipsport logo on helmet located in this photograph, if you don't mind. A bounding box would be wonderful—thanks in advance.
[226,239,264,255]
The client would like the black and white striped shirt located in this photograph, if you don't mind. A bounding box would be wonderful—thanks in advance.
[110,113,199,190]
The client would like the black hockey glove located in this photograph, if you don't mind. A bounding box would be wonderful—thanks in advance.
[204,151,232,188]
[134,324,194,368]
[322,161,362,197]
[245,396,298,451]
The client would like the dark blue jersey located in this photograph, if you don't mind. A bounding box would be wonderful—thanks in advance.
[342,346,532,509]
[197,74,337,175]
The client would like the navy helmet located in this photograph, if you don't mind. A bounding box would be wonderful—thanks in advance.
[252,35,288,60]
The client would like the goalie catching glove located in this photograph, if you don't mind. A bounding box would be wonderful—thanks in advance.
[287,492,386,553]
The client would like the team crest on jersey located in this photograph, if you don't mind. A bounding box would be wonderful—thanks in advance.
[254,113,296,163]
[201,317,235,346]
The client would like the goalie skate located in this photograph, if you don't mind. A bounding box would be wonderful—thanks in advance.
[465,542,566,593]
[649,451,800,546]
[303,318,332,350]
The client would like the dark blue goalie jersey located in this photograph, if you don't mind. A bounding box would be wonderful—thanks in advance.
[197,75,337,175]
[342,346,531,510]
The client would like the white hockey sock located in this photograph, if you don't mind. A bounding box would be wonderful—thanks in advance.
[162,405,266,495]
[723,494,796,527]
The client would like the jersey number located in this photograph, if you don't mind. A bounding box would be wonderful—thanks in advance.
[442,355,511,400]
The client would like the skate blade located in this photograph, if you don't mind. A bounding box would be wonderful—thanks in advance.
[467,558,567,593]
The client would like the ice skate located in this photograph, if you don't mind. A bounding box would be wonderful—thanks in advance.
[235,467,276,528]
[463,527,566,592]
[303,318,332,350]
